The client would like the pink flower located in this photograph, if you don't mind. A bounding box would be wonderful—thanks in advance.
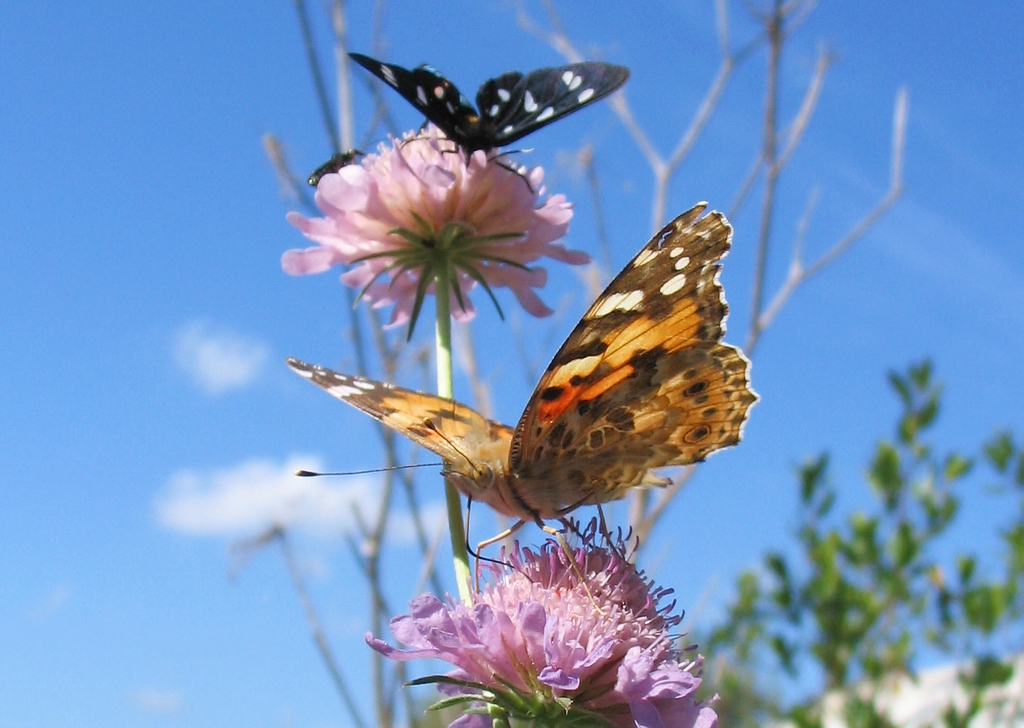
[283,127,588,335]
[367,522,718,728]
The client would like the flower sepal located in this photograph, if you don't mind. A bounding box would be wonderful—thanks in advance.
[410,675,614,728]
[350,220,531,339]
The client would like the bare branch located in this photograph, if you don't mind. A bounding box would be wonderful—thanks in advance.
[783,0,818,38]
[233,526,369,728]
[579,145,613,273]
[293,0,340,153]
[751,88,908,350]
[455,321,493,419]
[715,0,730,53]
[793,186,821,269]
[776,49,834,170]
[729,153,765,219]
[633,466,697,545]
[331,0,355,151]
[515,0,749,235]
[607,92,664,177]
[414,518,446,596]
[746,0,785,376]
[262,133,312,208]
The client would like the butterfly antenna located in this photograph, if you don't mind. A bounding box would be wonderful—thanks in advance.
[294,462,441,477]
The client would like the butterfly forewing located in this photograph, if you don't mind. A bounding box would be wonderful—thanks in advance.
[508,203,756,510]
[286,358,513,469]
[349,54,479,145]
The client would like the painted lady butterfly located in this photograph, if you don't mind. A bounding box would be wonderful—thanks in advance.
[288,203,756,527]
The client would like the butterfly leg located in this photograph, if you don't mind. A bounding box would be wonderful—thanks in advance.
[472,519,527,553]
[548,519,611,615]
[471,518,527,589]
[486,151,536,193]
[593,503,632,562]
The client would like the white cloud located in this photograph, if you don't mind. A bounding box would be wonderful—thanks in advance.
[128,687,183,715]
[155,455,442,540]
[174,321,269,394]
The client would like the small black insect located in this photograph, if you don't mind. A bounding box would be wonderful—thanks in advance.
[349,53,629,155]
[307,150,363,186]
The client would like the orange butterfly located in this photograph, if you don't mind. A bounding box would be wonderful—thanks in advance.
[289,202,756,531]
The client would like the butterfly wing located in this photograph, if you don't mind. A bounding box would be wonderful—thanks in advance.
[349,53,479,145]
[287,358,513,470]
[479,63,630,147]
[472,71,525,130]
[508,203,756,514]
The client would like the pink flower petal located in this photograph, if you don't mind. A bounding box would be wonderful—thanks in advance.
[281,245,345,275]
[367,522,715,728]
[282,126,588,326]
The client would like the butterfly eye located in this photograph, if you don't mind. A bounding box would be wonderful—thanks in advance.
[474,463,495,487]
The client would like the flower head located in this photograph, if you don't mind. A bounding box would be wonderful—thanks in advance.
[367,522,718,728]
[284,127,588,337]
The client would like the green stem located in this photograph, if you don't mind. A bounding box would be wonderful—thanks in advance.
[435,263,473,603]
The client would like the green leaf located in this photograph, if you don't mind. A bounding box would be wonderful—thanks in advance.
[891,521,918,568]
[766,553,786,578]
[888,370,911,406]
[970,655,1014,688]
[917,394,939,429]
[984,432,1015,472]
[1003,524,1024,575]
[799,454,829,504]
[869,442,902,506]
[957,555,977,584]
[909,359,933,389]
[942,453,973,481]
[962,584,1002,632]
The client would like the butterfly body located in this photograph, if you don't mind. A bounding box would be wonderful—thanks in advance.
[349,53,630,154]
[288,203,757,523]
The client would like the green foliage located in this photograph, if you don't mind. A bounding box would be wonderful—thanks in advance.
[707,361,1024,726]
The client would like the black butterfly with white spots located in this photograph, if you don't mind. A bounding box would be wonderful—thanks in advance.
[349,53,629,155]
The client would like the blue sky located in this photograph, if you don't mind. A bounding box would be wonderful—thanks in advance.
[2,1,1022,726]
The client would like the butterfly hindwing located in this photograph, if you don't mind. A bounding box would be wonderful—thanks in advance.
[508,203,756,509]
[474,71,526,127]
